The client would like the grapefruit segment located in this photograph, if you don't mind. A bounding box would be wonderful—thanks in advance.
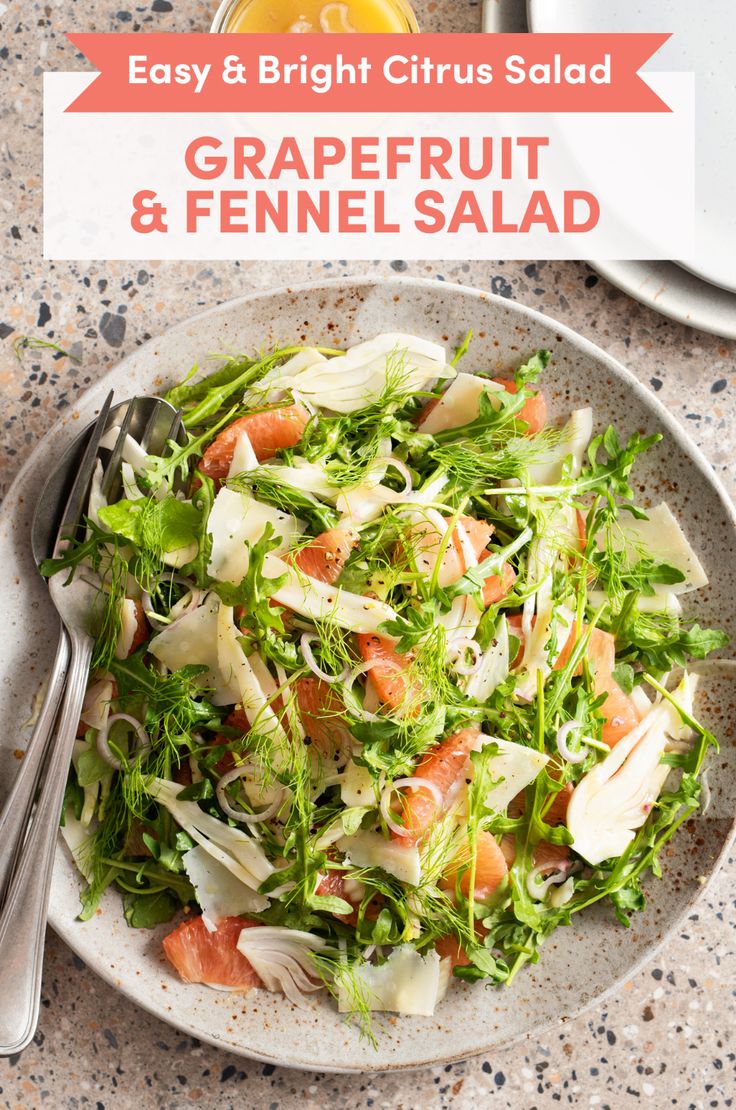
[355,633,418,712]
[295,675,349,757]
[491,378,547,434]
[499,835,570,870]
[458,514,495,558]
[392,726,480,844]
[200,405,310,480]
[480,560,516,607]
[162,915,260,990]
[445,829,509,899]
[290,527,359,586]
[554,625,640,747]
[315,869,360,925]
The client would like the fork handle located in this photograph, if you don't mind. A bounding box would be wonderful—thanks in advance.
[0,630,71,905]
[0,634,92,1056]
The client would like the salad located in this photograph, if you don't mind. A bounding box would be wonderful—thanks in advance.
[45,332,726,1038]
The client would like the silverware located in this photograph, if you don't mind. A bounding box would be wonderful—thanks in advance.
[0,393,182,1056]
[0,397,180,907]
[481,0,527,32]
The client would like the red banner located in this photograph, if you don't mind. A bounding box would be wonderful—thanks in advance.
[65,33,671,114]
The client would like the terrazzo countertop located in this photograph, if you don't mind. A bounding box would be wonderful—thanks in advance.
[1,0,736,1106]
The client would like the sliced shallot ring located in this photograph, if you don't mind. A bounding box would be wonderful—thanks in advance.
[97,712,150,771]
[216,764,285,825]
[342,656,405,698]
[341,658,402,723]
[300,633,349,685]
[383,458,413,495]
[379,776,444,838]
[526,859,573,900]
[449,637,482,676]
[555,719,587,764]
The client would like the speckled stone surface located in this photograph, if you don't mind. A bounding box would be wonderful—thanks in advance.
[1,0,736,1104]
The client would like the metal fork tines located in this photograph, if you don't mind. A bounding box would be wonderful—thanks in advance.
[0,392,182,1056]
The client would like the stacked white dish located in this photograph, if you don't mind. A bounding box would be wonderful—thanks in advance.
[484,0,736,337]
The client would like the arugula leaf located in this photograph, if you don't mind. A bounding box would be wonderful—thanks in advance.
[613,610,729,671]
[445,527,532,601]
[165,355,255,409]
[514,349,550,387]
[212,523,288,638]
[141,405,237,490]
[123,889,181,928]
[183,346,342,427]
[611,662,636,696]
[431,381,531,446]
[378,604,435,653]
[180,473,216,587]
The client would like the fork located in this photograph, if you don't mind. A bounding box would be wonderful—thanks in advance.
[0,396,176,907]
[0,392,182,1056]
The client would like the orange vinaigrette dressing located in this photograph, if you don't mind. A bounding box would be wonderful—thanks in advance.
[216,0,418,33]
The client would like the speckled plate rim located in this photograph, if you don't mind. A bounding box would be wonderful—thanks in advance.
[3,275,736,1072]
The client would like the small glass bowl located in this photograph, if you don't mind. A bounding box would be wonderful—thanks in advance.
[210,0,419,34]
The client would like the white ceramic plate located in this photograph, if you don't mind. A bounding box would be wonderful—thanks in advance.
[528,0,736,294]
[1,278,735,1071]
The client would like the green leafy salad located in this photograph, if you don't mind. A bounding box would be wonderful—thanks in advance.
[45,331,726,1039]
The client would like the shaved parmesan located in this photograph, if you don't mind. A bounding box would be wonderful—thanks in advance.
[478,735,549,813]
[465,615,509,702]
[182,845,269,930]
[526,407,593,485]
[115,598,140,659]
[227,431,259,479]
[614,503,708,595]
[87,459,106,529]
[261,333,452,414]
[60,807,95,881]
[418,372,504,434]
[216,603,289,758]
[340,760,375,807]
[150,777,274,890]
[588,587,683,616]
[337,830,421,886]
[148,594,240,705]
[567,673,698,865]
[207,488,301,584]
[261,459,339,500]
[264,553,399,633]
[338,946,445,1016]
